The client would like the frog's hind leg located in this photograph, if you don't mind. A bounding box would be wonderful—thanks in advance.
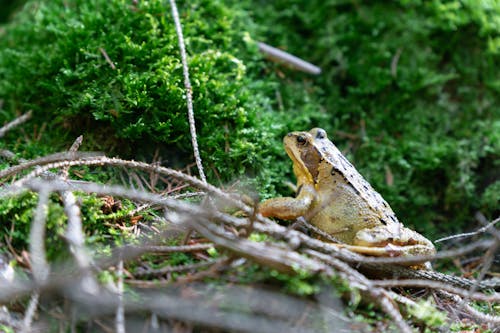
[332,243,435,258]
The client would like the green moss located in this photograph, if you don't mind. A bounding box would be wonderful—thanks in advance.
[0,0,324,197]
[1,0,498,243]
[0,192,67,259]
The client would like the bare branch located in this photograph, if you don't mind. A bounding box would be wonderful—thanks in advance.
[30,188,50,283]
[371,279,500,302]
[257,42,322,75]
[115,259,125,333]
[0,110,32,138]
[138,243,215,253]
[475,212,500,241]
[20,292,40,333]
[0,152,102,180]
[435,215,500,243]
[99,47,116,70]
[169,0,206,183]
[59,135,83,179]
[460,301,500,325]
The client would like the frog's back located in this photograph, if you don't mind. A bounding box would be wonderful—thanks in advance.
[317,139,400,226]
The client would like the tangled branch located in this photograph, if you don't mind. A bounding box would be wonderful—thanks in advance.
[0,150,498,331]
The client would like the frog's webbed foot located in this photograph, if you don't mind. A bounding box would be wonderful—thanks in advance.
[333,243,435,258]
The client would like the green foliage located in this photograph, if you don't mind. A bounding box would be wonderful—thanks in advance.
[1,0,498,242]
[407,299,447,328]
[0,324,15,333]
[269,268,320,296]
[0,0,321,196]
[0,192,67,259]
[0,191,141,258]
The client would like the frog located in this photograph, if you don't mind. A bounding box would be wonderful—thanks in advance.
[259,128,436,259]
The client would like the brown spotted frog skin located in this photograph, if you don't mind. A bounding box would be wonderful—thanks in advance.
[259,128,436,258]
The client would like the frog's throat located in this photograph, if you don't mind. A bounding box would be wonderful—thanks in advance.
[286,146,314,185]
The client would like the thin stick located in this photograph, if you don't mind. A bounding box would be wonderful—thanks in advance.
[115,259,125,333]
[30,188,50,283]
[59,135,83,179]
[371,279,499,302]
[169,0,206,183]
[257,42,322,75]
[20,292,40,333]
[22,188,50,333]
[138,243,215,253]
[99,47,116,70]
[435,215,500,243]
[0,110,32,138]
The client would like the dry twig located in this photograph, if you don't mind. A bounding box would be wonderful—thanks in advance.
[1,152,498,330]
[169,0,206,184]
[0,110,32,138]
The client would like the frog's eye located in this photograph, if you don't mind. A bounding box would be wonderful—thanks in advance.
[296,135,307,145]
[315,129,327,139]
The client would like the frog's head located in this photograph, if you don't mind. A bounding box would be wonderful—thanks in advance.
[283,128,328,184]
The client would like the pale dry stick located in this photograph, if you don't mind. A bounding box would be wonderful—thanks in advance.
[22,188,51,333]
[435,215,500,243]
[169,0,206,184]
[0,149,22,161]
[7,156,249,214]
[77,286,329,333]
[475,212,500,240]
[461,301,500,326]
[58,137,98,297]
[59,135,83,179]
[116,259,125,333]
[60,137,94,272]
[0,110,32,138]
[257,42,322,75]
[458,213,500,310]
[29,188,50,283]
[0,151,101,179]
[390,48,403,78]
[371,279,499,302]
[99,47,116,70]
[21,292,40,333]
[171,191,205,199]
[469,238,498,294]
[173,208,328,275]
[438,288,500,326]
[455,237,500,326]
[139,243,215,253]
[61,187,97,295]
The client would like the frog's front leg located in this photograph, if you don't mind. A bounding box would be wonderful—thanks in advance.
[259,184,316,220]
